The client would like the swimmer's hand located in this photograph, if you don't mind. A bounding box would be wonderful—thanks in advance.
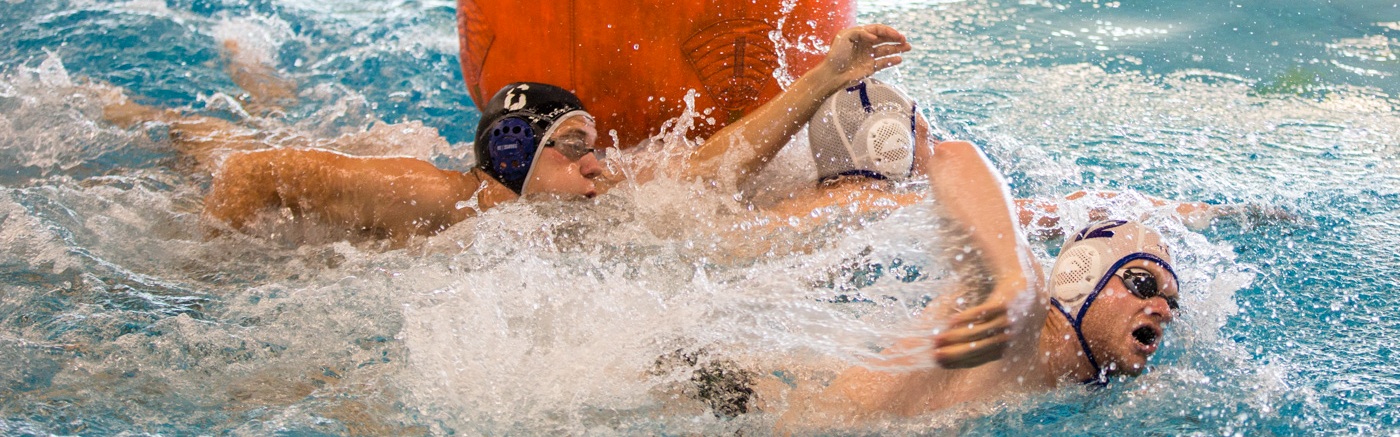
[931,288,1016,369]
[818,24,913,84]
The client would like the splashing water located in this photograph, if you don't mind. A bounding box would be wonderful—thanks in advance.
[1,0,1399,434]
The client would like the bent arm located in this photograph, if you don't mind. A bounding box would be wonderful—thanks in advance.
[910,140,1045,368]
[785,140,1046,424]
[683,24,911,188]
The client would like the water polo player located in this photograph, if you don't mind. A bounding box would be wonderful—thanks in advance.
[195,82,605,240]
[779,219,1181,429]
[100,24,911,243]
[676,74,1186,422]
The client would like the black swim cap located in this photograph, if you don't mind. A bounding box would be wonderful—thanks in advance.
[473,83,588,194]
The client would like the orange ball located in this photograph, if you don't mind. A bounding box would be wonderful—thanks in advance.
[457,0,856,147]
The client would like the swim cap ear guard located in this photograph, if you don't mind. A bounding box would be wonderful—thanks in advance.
[482,116,542,192]
[474,82,588,195]
[808,78,919,183]
[856,110,915,171]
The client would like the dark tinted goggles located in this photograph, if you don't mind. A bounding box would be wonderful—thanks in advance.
[1117,267,1179,310]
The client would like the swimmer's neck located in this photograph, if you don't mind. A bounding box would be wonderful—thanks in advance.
[463,168,521,211]
[1038,308,1099,386]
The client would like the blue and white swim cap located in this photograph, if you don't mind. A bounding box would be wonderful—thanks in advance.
[1049,220,1175,318]
[474,82,591,194]
[807,78,919,183]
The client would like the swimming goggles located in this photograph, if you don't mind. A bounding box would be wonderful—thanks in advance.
[1117,267,1179,310]
[543,136,603,161]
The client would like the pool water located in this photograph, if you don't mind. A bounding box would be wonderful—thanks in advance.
[2,0,1398,434]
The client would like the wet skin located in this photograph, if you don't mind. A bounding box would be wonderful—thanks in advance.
[1076,259,1179,377]
[521,115,605,200]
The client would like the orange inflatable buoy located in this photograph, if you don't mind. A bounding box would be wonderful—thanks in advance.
[457,0,856,147]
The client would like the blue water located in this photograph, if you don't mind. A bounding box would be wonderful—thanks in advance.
[2,0,1399,434]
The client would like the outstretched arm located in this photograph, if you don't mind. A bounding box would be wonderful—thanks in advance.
[205,149,510,241]
[683,24,912,188]
[1015,190,1301,237]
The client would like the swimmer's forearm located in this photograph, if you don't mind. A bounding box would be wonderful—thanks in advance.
[685,64,848,182]
[685,24,911,185]
[1024,191,1286,233]
[205,150,485,237]
[926,141,1032,284]
[918,141,1040,369]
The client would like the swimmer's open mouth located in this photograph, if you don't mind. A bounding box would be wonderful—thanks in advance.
[1132,326,1160,347]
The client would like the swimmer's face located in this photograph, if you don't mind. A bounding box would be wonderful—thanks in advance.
[1079,259,1179,376]
[524,114,605,200]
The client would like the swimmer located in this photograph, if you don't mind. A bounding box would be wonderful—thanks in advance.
[670,43,1288,427]
[103,25,912,243]
[689,67,1286,431]
[777,220,1180,429]
[109,78,608,240]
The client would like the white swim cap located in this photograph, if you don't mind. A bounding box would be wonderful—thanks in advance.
[1049,220,1175,318]
[808,78,918,183]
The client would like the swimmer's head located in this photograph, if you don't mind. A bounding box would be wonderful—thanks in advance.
[808,78,920,184]
[1050,220,1180,381]
[474,83,601,196]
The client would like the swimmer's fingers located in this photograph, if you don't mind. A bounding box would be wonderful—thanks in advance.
[1239,203,1305,224]
[870,44,908,70]
[933,309,1011,348]
[850,23,908,46]
[948,298,1009,325]
[930,300,1011,369]
[871,55,905,71]
[825,24,912,78]
[856,26,912,63]
[872,42,912,58]
[932,331,1011,369]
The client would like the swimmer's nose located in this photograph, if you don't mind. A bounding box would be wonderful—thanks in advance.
[580,154,604,180]
[1146,297,1175,324]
